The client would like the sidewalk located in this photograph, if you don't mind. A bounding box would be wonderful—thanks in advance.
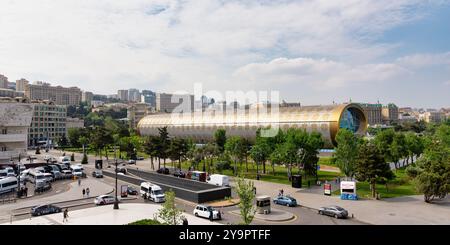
[251,179,450,225]
[3,203,222,225]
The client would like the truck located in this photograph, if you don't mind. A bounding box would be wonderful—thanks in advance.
[206,174,229,187]
[140,182,165,203]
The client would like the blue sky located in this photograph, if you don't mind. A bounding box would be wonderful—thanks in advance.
[0,0,449,108]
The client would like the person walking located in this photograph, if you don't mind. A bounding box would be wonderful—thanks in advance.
[86,187,90,197]
[280,189,284,196]
[82,188,86,197]
[78,178,81,186]
[209,209,213,222]
[63,208,69,223]
[182,217,188,225]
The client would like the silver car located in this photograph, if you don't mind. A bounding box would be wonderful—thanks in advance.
[318,206,348,219]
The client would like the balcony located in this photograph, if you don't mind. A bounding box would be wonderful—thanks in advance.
[0,134,27,143]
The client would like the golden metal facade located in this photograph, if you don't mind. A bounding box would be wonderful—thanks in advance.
[137,103,367,148]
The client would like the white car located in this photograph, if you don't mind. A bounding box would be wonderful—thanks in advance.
[193,205,221,220]
[94,195,119,205]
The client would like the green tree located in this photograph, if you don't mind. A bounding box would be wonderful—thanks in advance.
[235,175,256,225]
[169,138,189,170]
[404,132,424,164]
[250,141,270,179]
[355,141,394,199]
[68,128,82,148]
[333,129,360,178]
[411,124,450,203]
[214,129,227,153]
[157,190,185,225]
[225,136,244,176]
[81,153,88,164]
[203,142,219,173]
[144,136,160,170]
[158,127,170,168]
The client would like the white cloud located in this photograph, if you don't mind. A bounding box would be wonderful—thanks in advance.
[0,0,448,107]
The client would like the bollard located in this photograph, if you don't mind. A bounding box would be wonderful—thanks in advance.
[351,213,354,218]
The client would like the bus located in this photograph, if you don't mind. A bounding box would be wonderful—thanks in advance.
[0,177,18,195]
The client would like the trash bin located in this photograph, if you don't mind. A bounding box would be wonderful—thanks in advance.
[95,160,103,169]
[291,175,302,188]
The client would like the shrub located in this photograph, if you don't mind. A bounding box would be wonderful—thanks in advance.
[128,219,162,225]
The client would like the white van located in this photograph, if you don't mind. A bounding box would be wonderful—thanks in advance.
[0,169,8,179]
[207,174,230,187]
[70,165,83,177]
[140,182,165,203]
[0,177,18,194]
[58,156,71,165]
[27,171,46,185]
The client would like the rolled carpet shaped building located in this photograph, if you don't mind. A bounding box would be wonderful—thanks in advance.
[137,103,367,148]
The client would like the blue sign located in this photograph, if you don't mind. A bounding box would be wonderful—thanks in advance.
[340,193,358,200]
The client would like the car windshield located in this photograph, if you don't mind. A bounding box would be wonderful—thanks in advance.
[153,190,163,195]
[36,175,45,179]
[0,172,6,177]
[74,169,81,172]
[334,206,345,211]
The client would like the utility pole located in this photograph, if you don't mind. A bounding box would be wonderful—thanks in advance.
[113,146,119,210]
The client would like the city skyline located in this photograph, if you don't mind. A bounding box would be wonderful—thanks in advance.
[0,1,449,108]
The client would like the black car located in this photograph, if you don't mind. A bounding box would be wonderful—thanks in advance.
[157,167,170,174]
[127,186,138,195]
[173,169,186,178]
[31,204,62,216]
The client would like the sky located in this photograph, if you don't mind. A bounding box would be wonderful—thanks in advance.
[0,0,449,108]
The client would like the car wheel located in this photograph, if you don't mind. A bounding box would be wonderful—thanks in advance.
[195,213,198,217]
[286,203,289,207]
[334,214,339,219]
[318,211,323,215]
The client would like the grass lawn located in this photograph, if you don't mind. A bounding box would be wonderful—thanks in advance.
[128,219,162,225]
[332,167,419,199]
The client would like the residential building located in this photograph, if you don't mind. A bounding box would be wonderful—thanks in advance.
[28,100,67,147]
[156,93,194,113]
[128,88,140,102]
[127,103,153,129]
[0,88,24,98]
[0,74,9,89]
[382,103,399,125]
[66,117,85,136]
[91,100,105,108]
[141,90,156,107]
[0,97,33,163]
[93,94,108,102]
[7,82,15,90]
[358,103,383,125]
[82,91,93,104]
[16,78,29,92]
[25,82,82,106]
[117,90,128,101]
[399,113,418,123]
[420,111,445,123]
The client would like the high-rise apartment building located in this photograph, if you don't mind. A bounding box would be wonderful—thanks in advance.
[25,82,82,106]
[28,100,67,146]
[0,74,9,89]
[382,103,399,125]
[0,97,33,163]
[141,90,156,107]
[128,88,140,102]
[15,78,29,92]
[156,93,194,113]
[82,91,94,105]
[117,90,128,101]
[358,103,383,126]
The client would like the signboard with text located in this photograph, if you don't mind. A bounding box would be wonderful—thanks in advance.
[121,185,128,198]
[324,183,331,196]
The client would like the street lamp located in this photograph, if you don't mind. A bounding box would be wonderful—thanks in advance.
[113,146,119,210]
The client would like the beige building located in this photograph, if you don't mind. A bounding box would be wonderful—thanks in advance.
[420,111,445,123]
[382,103,399,125]
[127,103,153,129]
[0,97,33,163]
[117,90,128,101]
[25,82,82,106]
[16,78,29,92]
[82,91,94,105]
[156,93,194,113]
[0,74,9,89]
[66,117,85,136]
[28,100,67,147]
[358,103,383,126]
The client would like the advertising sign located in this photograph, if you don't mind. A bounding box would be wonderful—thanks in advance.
[324,183,331,196]
[340,181,358,200]
[121,185,128,198]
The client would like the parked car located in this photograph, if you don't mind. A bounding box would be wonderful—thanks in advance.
[94,195,119,205]
[273,195,298,207]
[92,170,103,178]
[157,167,170,175]
[61,169,73,179]
[193,205,221,220]
[127,159,136,165]
[127,186,138,195]
[31,204,62,216]
[173,169,186,178]
[136,156,144,160]
[318,206,348,219]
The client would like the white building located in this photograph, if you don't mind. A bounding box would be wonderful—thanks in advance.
[0,98,33,164]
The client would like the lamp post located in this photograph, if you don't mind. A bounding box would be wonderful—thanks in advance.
[113,146,119,210]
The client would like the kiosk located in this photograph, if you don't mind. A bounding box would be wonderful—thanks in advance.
[340,181,358,200]
[256,195,271,214]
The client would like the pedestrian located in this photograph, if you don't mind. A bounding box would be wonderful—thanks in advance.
[63,208,69,223]
[182,217,188,225]
[82,188,86,197]
[209,209,213,222]
[280,189,284,196]
[78,178,81,186]
[86,187,90,197]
